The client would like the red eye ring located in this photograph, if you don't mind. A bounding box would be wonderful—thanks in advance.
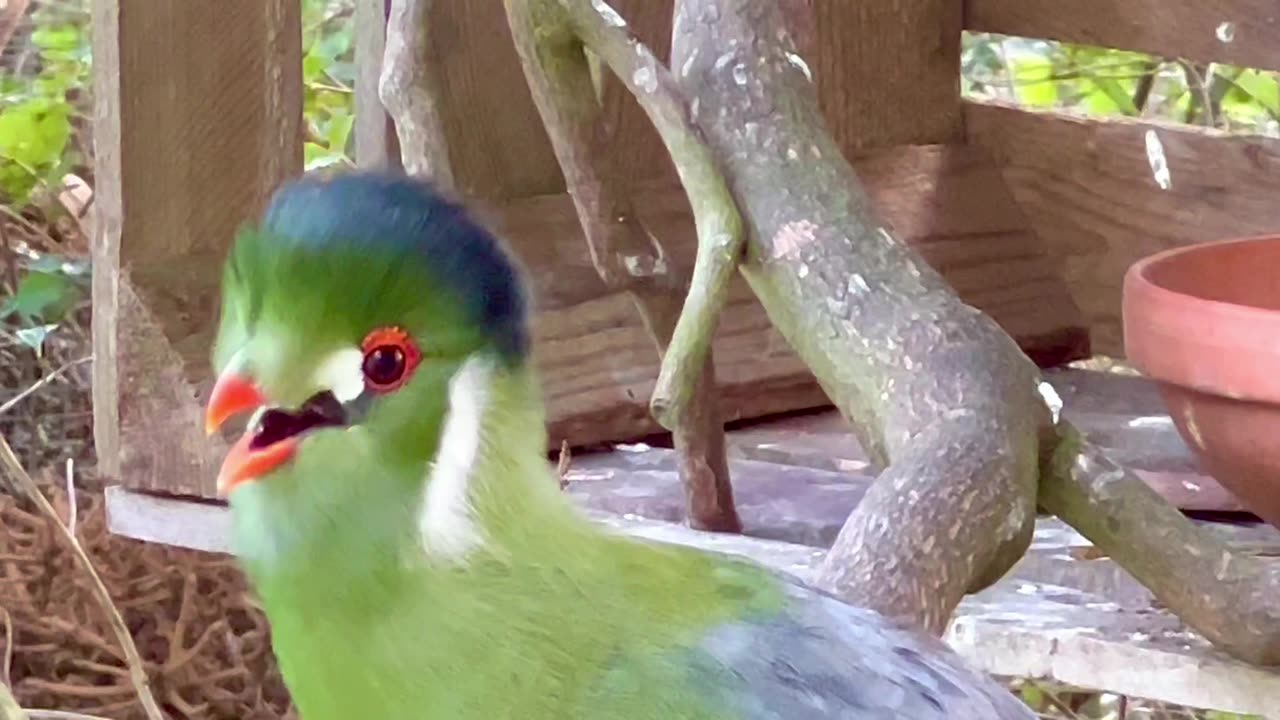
[360,326,422,392]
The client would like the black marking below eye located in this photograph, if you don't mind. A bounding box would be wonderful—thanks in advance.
[249,391,348,450]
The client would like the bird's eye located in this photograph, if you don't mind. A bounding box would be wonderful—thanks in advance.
[360,326,421,392]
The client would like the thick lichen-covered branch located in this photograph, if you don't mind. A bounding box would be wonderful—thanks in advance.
[379,0,454,187]
[1041,423,1280,665]
[672,0,1043,634]
[504,0,741,532]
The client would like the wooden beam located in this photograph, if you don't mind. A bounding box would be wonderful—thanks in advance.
[102,141,1087,499]
[90,1,303,496]
[811,0,966,153]
[104,483,1280,716]
[503,145,1087,458]
[967,0,1280,73]
[599,1,968,183]
[966,100,1280,355]
[430,0,565,199]
[354,0,402,169]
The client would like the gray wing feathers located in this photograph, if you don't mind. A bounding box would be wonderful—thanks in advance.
[689,578,1035,719]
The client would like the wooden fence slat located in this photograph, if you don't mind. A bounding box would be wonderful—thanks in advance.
[967,100,1280,355]
[431,0,564,200]
[91,0,304,496]
[967,0,1280,73]
[813,0,965,152]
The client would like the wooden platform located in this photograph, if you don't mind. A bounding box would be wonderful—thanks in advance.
[104,368,1280,714]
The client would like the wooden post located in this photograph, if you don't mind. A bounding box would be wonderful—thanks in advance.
[811,0,965,152]
[91,1,303,497]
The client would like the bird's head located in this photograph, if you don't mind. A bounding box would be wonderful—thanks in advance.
[205,172,531,535]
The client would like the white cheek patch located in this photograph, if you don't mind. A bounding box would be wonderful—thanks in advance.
[313,347,366,403]
[418,355,492,561]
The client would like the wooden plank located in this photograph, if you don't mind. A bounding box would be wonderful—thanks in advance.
[811,0,966,152]
[727,368,1250,514]
[91,2,303,497]
[587,1,966,183]
[108,141,1087,499]
[104,484,1280,716]
[966,100,1280,355]
[967,0,1280,73]
[509,145,1087,455]
[430,0,564,200]
[354,0,402,169]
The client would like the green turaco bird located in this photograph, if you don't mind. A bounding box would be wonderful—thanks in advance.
[205,170,1033,719]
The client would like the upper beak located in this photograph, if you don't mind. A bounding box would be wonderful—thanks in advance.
[206,369,266,436]
[206,367,292,498]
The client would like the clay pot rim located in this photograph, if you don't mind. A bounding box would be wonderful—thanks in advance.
[1124,233,1280,404]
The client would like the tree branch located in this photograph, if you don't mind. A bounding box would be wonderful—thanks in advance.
[1042,423,1280,665]
[556,0,746,433]
[379,0,454,187]
[504,0,742,532]
[671,0,1043,634]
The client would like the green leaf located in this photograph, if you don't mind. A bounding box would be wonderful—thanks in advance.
[1229,69,1280,116]
[31,24,82,52]
[326,111,354,152]
[1011,57,1058,107]
[1,270,78,322]
[1086,76,1139,116]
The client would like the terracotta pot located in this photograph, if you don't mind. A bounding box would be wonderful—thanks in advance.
[1123,235,1280,531]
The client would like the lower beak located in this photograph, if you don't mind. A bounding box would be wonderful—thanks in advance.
[205,370,296,496]
[217,433,299,497]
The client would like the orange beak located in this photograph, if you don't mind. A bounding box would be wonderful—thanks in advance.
[205,370,298,497]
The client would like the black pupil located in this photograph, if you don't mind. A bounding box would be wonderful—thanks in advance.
[363,345,406,386]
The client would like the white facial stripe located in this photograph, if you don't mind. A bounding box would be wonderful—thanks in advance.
[419,355,491,560]
[313,347,366,404]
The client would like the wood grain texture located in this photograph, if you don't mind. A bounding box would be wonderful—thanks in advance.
[104,140,1086,498]
[430,0,564,199]
[967,0,1280,73]
[92,1,303,496]
[0,0,30,57]
[588,1,966,182]
[812,0,965,152]
[966,100,1280,355]
[501,144,1087,455]
[104,483,1280,715]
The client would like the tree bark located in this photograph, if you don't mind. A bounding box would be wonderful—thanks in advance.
[505,0,742,532]
[380,0,453,187]
[496,0,1280,664]
[1042,424,1280,664]
[670,0,1043,634]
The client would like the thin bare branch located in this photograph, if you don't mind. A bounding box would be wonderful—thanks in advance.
[558,0,745,433]
[1042,422,1280,665]
[0,357,93,417]
[504,0,742,531]
[0,435,167,720]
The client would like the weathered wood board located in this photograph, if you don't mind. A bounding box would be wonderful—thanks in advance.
[967,100,1280,355]
[104,484,1280,716]
[967,0,1280,73]
[109,138,1087,499]
[91,1,303,497]
[726,368,1248,514]
[510,145,1088,454]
